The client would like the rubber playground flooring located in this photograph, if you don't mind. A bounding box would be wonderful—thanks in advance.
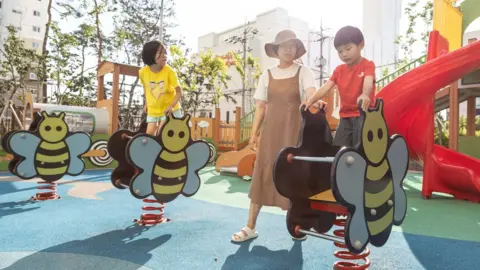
[0,167,479,270]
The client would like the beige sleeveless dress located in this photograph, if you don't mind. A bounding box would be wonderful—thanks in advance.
[248,66,303,210]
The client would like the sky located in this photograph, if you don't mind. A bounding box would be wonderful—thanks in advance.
[61,0,480,66]
[171,0,363,52]
[51,0,480,98]
[94,0,480,58]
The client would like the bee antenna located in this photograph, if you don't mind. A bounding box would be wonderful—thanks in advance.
[376,99,384,112]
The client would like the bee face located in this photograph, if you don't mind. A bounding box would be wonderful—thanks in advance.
[39,112,68,143]
[161,114,191,152]
[361,101,388,165]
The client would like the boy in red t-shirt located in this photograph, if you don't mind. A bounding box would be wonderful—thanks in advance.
[303,26,376,147]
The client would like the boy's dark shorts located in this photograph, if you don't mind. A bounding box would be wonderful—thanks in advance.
[333,117,361,147]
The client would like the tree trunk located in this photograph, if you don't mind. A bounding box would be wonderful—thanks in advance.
[119,54,139,128]
[93,0,103,65]
[0,48,19,123]
[80,45,86,96]
[41,0,53,102]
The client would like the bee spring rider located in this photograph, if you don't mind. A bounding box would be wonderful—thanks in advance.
[108,118,168,226]
[108,113,211,226]
[273,99,409,269]
[2,111,92,201]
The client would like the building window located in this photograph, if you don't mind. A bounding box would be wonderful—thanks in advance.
[0,2,2,9]
[34,10,40,16]
[32,42,40,48]
[33,26,41,32]
[12,9,22,14]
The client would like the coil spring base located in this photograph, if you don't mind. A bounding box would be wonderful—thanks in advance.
[31,181,61,201]
[333,217,371,270]
[133,199,170,226]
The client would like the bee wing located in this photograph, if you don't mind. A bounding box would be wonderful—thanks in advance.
[332,149,369,254]
[65,132,92,175]
[8,131,41,179]
[126,135,162,198]
[182,140,210,196]
[387,135,409,225]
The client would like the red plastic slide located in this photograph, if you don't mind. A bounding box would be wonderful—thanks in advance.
[376,35,480,202]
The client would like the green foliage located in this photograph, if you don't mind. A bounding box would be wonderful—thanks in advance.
[56,0,109,62]
[382,67,390,77]
[0,26,43,90]
[0,26,44,132]
[47,22,97,106]
[39,0,111,106]
[434,114,480,146]
[232,52,262,89]
[395,0,434,61]
[107,0,183,128]
[111,0,183,58]
[169,46,231,115]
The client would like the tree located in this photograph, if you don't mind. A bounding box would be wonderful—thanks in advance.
[44,0,113,106]
[231,51,261,93]
[56,0,110,65]
[109,0,183,127]
[47,22,78,104]
[169,46,231,116]
[47,22,97,106]
[395,0,434,61]
[0,26,43,130]
[40,0,54,102]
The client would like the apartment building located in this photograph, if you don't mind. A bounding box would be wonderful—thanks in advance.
[197,8,328,120]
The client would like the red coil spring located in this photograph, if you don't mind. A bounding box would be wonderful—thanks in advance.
[333,216,371,270]
[31,181,61,201]
[133,198,170,226]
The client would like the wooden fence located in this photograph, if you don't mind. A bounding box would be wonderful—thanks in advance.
[189,107,242,152]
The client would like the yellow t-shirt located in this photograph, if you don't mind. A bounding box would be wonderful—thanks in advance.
[139,64,181,117]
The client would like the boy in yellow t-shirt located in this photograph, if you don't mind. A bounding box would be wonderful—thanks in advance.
[139,40,183,135]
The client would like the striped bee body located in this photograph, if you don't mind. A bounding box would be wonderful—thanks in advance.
[363,165,394,246]
[34,140,70,181]
[151,149,188,202]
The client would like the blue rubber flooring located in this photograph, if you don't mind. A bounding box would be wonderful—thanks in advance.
[0,170,478,269]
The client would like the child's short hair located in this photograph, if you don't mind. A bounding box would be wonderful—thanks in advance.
[142,40,165,66]
[333,26,364,49]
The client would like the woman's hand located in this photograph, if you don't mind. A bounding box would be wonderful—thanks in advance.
[248,134,258,151]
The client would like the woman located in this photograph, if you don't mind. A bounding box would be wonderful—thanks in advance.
[232,30,326,242]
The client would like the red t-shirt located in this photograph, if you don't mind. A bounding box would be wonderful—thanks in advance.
[330,58,376,118]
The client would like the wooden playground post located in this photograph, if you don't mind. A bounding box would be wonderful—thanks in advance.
[466,96,476,136]
[213,108,221,146]
[97,74,104,102]
[448,82,459,150]
[234,107,241,150]
[97,61,140,134]
[112,65,120,134]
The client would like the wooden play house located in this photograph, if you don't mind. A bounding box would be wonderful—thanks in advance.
[96,61,245,152]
